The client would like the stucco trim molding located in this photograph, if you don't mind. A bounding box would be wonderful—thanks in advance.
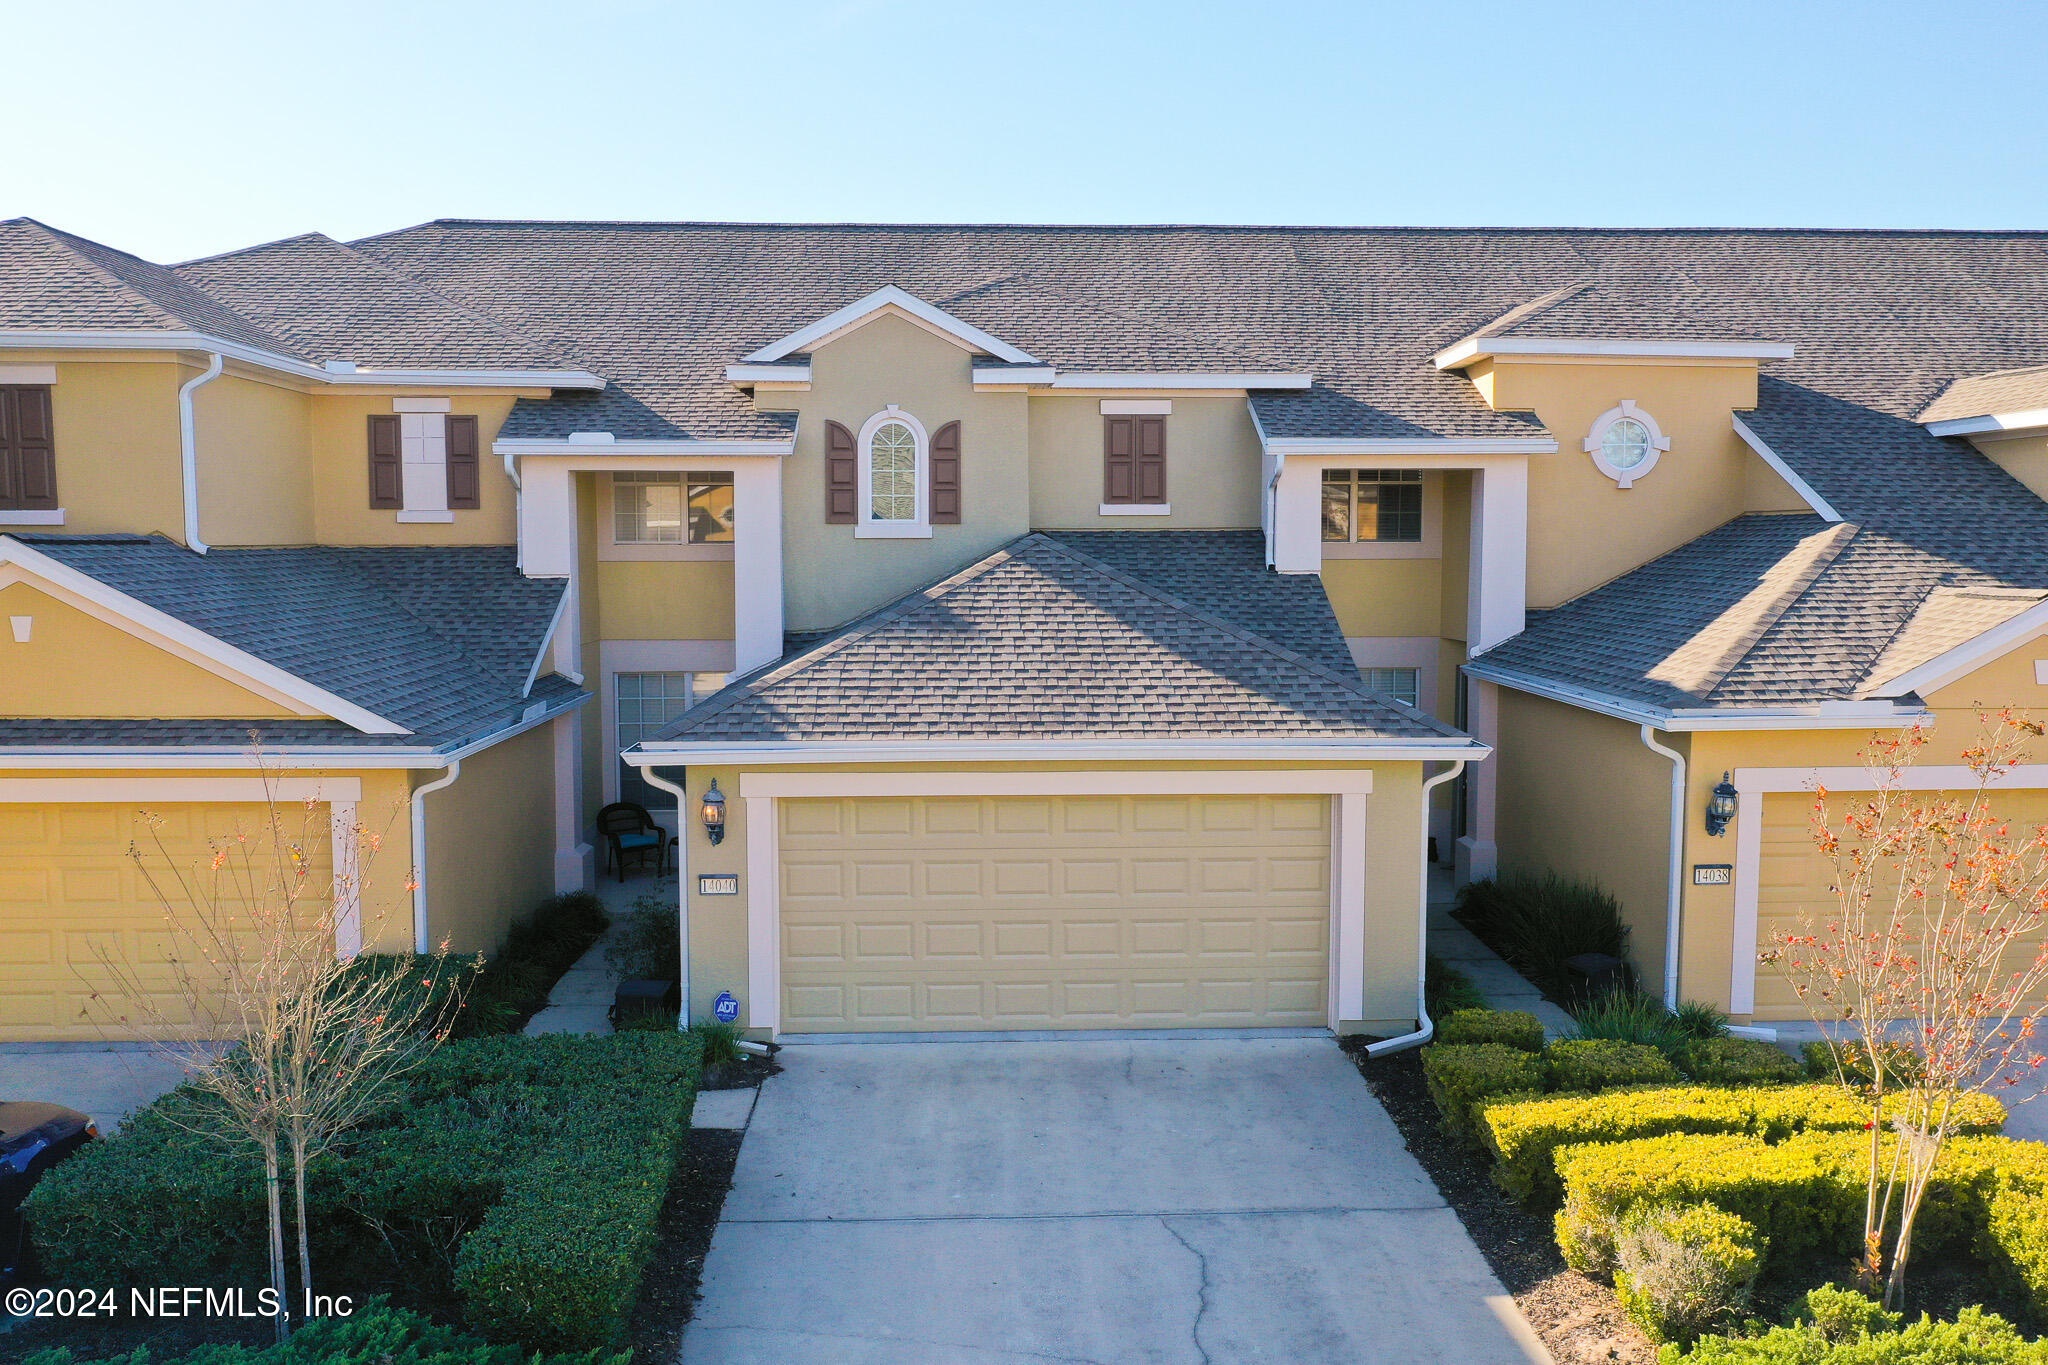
[744,286,1039,366]
[1433,335,1796,371]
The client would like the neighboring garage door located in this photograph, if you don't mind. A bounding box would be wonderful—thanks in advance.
[778,793,1331,1032]
[1750,790,2048,1019]
[0,802,331,1042]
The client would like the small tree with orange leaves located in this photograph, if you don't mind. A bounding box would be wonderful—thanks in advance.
[87,755,471,1338]
[1761,711,2048,1309]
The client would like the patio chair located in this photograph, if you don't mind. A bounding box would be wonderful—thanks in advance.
[596,801,668,882]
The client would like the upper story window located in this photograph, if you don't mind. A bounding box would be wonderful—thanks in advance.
[868,421,918,521]
[0,384,58,522]
[1322,469,1422,543]
[1359,667,1421,707]
[614,472,734,544]
[1584,400,1671,489]
[368,404,479,522]
[1103,413,1167,508]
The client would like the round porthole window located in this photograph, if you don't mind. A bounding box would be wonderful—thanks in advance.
[1584,401,1670,488]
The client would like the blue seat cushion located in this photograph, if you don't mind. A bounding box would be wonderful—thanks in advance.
[615,832,660,849]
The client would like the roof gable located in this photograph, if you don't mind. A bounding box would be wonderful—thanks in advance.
[741,285,1038,365]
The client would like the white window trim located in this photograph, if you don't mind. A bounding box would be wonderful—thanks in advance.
[599,473,736,561]
[1319,471,1443,560]
[1097,502,1172,517]
[1584,400,1671,489]
[0,509,65,526]
[854,405,931,538]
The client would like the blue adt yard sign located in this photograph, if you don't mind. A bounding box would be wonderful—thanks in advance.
[713,991,740,1024]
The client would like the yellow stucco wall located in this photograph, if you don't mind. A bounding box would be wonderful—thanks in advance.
[19,355,186,540]
[419,724,557,955]
[1494,689,1680,990]
[309,393,523,546]
[1480,358,1766,609]
[759,314,1031,631]
[1973,434,2048,505]
[0,583,301,718]
[676,760,1425,1036]
[192,369,314,545]
[1026,394,1262,529]
[1320,559,1443,638]
[594,562,737,640]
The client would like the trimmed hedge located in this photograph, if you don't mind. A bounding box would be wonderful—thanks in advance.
[1476,1084,2006,1206]
[1614,1203,1761,1345]
[1677,1038,1803,1086]
[17,1302,627,1365]
[1436,1008,1544,1052]
[1666,1305,2048,1363]
[26,1031,701,1352]
[1548,1039,1682,1093]
[1420,1044,1545,1136]
[1801,1039,1927,1087]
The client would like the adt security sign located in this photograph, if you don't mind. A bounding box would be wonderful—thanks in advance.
[713,991,741,1024]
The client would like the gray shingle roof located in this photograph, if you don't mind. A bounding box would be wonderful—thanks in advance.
[1920,364,2048,424]
[8,536,581,749]
[649,533,1467,746]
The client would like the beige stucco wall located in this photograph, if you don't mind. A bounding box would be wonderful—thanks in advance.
[192,369,314,545]
[759,315,1031,632]
[675,759,1425,1036]
[594,562,737,639]
[419,724,557,955]
[0,583,301,718]
[1320,559,1443,638]
[1479,358,1766,609]
[19,355,186,540]
[1494,689,1679,991]
[309,392,523,546]
[1972,433,2048,505]
[1026,394,1262,529]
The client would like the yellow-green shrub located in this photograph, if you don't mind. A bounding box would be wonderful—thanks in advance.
[1677,1038,1802,1086]
[1420,1044,1545,1137]
[1437,1008,1545,1052]
[1546,1038,1680,1092]
[1614,1203,1761,1345]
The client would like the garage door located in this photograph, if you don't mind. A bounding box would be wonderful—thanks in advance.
[0,802,332,1042]
[1751,790,2048,1019]
[778,793,1331,1032]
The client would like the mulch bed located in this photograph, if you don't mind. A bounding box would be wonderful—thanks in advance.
[625,1126,746,1362]
[1342,1039,1657,1365]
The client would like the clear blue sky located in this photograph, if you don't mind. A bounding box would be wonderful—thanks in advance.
[6,0,2043,264]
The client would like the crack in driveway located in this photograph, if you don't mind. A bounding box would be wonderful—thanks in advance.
[1160,1218,1215,1365]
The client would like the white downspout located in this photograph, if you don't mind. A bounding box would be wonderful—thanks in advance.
[1640,725,1686,1009]
[638,766,692,1031]
[1263,451,1285,569]
[178,352,224,553]
[409,761,462,954]
[1367,759,1468,1058]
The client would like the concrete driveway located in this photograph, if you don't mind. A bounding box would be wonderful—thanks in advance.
[0,1044,193,1131]
[683,1038,1549,1365]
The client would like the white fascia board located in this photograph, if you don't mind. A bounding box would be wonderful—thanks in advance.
[1924,408,2048,438]
[1433,335,1797,371]
[725,363,813,385]
[523,588,573,698]
[1465,662,1929,732]
[625,738,1491,766]
[0,538,410,736]
[0,329,604,390]
[743,286,1038,365]
[494,436,796,459]
[1050,372,1314,390]
[1864,595,2048,700]
[970,366,1058,386]
[1261,435,1558,458]
[1731,415,1843,522]
[1735,762,2048,794]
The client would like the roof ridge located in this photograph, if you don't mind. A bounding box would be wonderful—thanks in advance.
[16,220,194,333]
[313,237,580,365]
[1472,280,1593,338]
[353,218,2048,239]
[1683,520,1862,702]
[934,273,1297,371]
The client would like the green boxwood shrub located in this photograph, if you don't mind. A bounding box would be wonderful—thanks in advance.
[17,1302,627,1365]
[1677,1038,1803,1086]
[1801,1039,1926,1087]
[1547,1038,1681,1092]
[1436,1008,1545,1052]
[1666,1305,2048,1363]
[1426,954,1487,1018]
[1614,1202,1761,1345]
[1420,1044,1545,1136]
[1475,1084,2004,1207]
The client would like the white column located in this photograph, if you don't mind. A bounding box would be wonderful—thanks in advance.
[1329,791,1370,1025]
[1468,459,1529,652]
[731,458,786,674]
[519,460,576,579]
[330,801,361,957]
[1454,679,1500,884]
[1728,786,1764,1015]
[551,713,591,892]
[744,794,780,1035]
[1271,458,1323,574]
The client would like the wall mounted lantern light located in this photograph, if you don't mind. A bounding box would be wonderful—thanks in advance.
[701,778,727,846]
[1705,772,1738,838]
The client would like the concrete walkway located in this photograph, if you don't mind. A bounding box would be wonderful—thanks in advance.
[0,1043,195,1132]
[1426,871,1577,1039]
[681,1038,1550,1365]
[522,872,672,1035]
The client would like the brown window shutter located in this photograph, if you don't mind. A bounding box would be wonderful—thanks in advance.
[1103,416,1135,503]
[367,414,403,509]
[1135,415,1167,503]
[445,415,481,510]
[929,420,962,524]
[0,387,57,512]
[824,420,857,523]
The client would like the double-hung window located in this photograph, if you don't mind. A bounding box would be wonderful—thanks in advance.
[1322,469,1423,543]
[614,472,734,544]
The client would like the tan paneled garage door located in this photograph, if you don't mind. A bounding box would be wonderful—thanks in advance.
[778,793,1331,1032]
[1751,790,2048,1018]
[0,802,330,1042]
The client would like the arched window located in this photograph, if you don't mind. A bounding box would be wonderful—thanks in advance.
[856,406,930,537]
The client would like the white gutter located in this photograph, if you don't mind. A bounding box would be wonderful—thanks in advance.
[1639,725,1687,1009]
[639,767,692,1030]
[177,352,224,553]
[1366,759,1467,1057]
[408,761,461,954]
[629,739,1492,766]
[1464,662,1932,732]
[0,329,604,389]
